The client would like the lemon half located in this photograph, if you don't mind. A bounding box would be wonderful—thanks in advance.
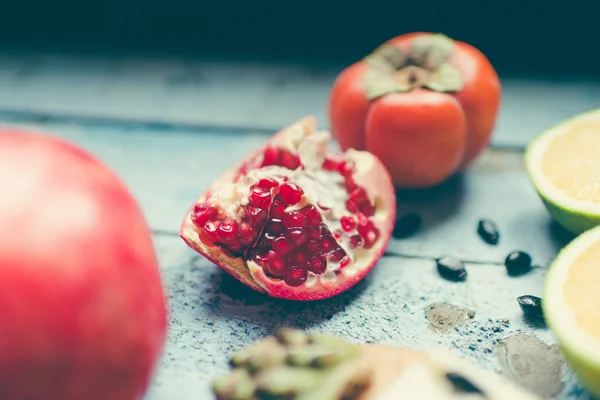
[525,109,600,234]
[545,225,600,397]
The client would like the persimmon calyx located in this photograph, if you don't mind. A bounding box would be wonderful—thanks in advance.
[363,33,463,100]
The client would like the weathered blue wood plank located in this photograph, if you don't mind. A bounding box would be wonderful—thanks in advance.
[1,54,600,148]
[148,236,586,400]
[0,119,590,399]
[2,121,570,268]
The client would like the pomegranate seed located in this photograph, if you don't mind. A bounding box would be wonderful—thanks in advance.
[216,220,238,243]
[252,249,269,264]
[345,199,359,213]
[270,199,287,218]
[273,237,294,255]
[238,222,257,247]
[333,232,341,241]
[282,211,307,228]
[321,236,336,253]
[281,152,301,170]
[202,220,219,241]
[286,227,308,247]
[322,158,336,171]
[308,255,327,274]
[322,156,344,172]
[262,147,281,166]
[340,215,356,232]
[345,177,358,191]
[305,239,319,254]
[264,250,286,277]
[245,206,267,225]
[193,202,209,213]
[350,235,364,248]
[360,203,375,217]
[340,256,350,268]
[257,179,278,189]
[318,203,331,211]
[363,226,380,249]
[307,225,322,239]
[279,183,304,205]
[237,162,250,174]
[249,186,272,209]
[349,187,369,207]
[357,212,369,225]
[338,161,354,176]
[329,248,345,262]
[269,219,285,234]
[191,207,217,227]
[303,205,322,225]
[357,219,375,237]
[303,238,317,251]
[228,243,243,255]
[284,267,308,287]
[288,250,308,268]
[262,232,276,247]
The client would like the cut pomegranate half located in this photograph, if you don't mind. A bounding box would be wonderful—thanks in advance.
[179,116,396,301]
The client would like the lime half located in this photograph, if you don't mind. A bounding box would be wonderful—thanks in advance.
[525,109,600,234]
[545,225,600,397]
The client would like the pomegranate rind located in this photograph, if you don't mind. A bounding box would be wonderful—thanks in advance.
[179,117,317,294]
[179,116,396,300]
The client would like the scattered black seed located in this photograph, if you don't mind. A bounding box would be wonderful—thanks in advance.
[504,251,532,276]
[436,257,467,282]
[477,219,500,245]
[445,373,484,394]
[392,212,422,239]
[518,295,545,319]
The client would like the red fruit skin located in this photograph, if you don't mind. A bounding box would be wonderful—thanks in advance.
[329,32,502,188]
[180,116,396,301]
[0,128,167,400]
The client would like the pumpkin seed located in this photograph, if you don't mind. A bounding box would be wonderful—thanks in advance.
[477,219,499,245]
[436,257,467,282]
[517,295,544,319]
[505,251,532,276]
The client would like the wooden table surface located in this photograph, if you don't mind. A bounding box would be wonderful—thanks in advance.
[1,53,598,400]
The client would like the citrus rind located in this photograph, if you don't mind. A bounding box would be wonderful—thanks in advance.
[525,108,600,234]
[544,225,600,397]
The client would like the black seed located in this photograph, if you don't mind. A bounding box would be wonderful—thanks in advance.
[504,251,532,276]
[477,219,499,245]
[393,212,422,239]
[517,295,544,319]
[445,373,484,394]
[436,257,467,282]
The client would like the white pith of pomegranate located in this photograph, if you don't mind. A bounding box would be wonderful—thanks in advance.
[180,116,396,300]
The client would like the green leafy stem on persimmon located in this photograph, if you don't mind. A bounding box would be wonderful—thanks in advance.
[363,33,463,100]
